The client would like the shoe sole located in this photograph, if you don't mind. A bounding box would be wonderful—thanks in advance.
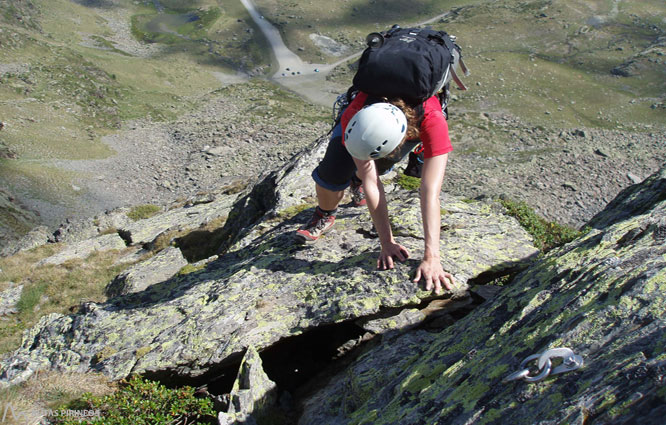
[294,226,334,244]
[294,232,317,244]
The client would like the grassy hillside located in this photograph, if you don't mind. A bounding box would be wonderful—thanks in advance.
[0,0,277,242]
[0,0,664,244]
[255,0,664,129]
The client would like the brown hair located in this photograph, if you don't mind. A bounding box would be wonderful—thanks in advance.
[378,97,420,161]
[386,98,421,140]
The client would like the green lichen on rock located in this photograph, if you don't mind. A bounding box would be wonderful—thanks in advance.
[0,136,538,388]
[92,346,118,365]
[299,166,666,424]
[395,174,421,191]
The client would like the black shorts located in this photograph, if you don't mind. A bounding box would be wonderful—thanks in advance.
[312,120,419,191]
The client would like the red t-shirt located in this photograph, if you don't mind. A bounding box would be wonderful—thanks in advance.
[341,92,452,159]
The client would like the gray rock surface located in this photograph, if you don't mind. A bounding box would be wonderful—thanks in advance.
[298,166,666,425]
[105,247,188,297]
[0,226,50,257]
[218,345,278,425]
[0,137,538,388]
[36,233,127,266]
[118,195,236,246]
[0,284,22,316]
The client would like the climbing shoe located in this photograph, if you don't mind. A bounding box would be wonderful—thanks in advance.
[295,207,336,243]
[349,176,366,207]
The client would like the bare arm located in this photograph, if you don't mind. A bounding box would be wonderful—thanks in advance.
[353,157,410,269]
[413,154,455,293]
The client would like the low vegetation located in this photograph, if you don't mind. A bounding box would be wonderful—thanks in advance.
[396,174,421,191]
[51,375,216,425]
[0,371,115,425]
[126,204,162,221]
[0,246,130,354]
[499,198,585,252]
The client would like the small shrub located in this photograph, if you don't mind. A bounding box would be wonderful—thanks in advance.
[52,375,216,425]
[126,204,161,221]
[499,198,585,252]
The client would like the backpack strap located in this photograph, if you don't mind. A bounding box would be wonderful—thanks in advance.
[450,68,468,91]
[438,32,469,91]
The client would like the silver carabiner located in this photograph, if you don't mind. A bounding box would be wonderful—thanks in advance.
[539,347,584,376]
[504,347,583,383]
[522,353,552,382]
[503,353,551,383]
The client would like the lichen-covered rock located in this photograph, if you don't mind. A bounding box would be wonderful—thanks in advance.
[218,345,278,425]
[105,247,188,297]
[0,284,22,316]
[0,148,537,387]
[298,166,666,425]
[587,165,666,229]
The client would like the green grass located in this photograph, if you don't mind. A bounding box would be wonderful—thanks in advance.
[321,0,665,129]
[15,281,48,314]
[126,204,162,221]
[0,247,130,354]
[499,198,586,252]
[252,0,477,64]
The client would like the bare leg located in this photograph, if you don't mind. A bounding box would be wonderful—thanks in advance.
[316,183,345,211]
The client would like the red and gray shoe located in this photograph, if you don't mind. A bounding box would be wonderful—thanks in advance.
[295,208,336,243]
[349,178,366,207]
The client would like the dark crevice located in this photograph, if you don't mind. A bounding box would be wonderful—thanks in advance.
[213,172,279,256]
[260,320,367,394]
[140,352,244,393]
[117,228,132,245]
[174,172,280,263]
[176,226,230,263]
[467,261,533,287]
[135,276,503,423]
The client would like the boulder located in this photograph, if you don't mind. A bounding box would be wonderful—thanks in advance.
[0,137,538,387]
[298,166,666,425]
[0,284,22,316]
[105,247,188,297]
[36,233,127,266]
[117,195,236,246]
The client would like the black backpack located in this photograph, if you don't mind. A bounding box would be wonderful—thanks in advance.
[331,26,469,178]
[352,25,468,106]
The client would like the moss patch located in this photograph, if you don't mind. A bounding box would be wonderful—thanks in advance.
[126,204,162,221]
[396,174,421,191]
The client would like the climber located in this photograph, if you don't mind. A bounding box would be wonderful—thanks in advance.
[294,93,455,294]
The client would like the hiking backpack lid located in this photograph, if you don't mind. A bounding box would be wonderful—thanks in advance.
[352,25,469,105]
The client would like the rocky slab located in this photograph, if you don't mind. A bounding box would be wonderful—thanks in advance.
[298,166,666,424]
[0,138,538,386]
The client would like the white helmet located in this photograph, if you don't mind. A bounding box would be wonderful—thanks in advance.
[344,103,407,160]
